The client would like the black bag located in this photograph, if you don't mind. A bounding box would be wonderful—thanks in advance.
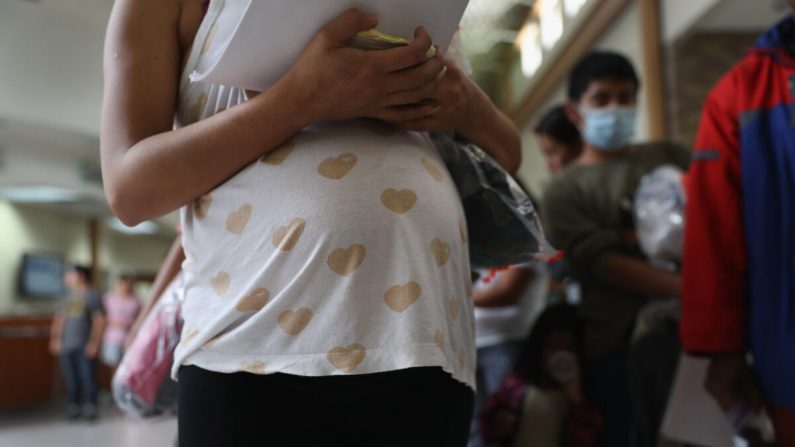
[432,133,557,268]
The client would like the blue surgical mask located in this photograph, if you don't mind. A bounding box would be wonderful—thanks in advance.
[581,106,637,151]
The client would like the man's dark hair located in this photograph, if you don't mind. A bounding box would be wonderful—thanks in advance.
[567,51,640,101]
[71,265,93,284]
[534,105,582,150]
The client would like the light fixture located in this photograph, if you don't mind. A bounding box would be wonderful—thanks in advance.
[0,186,81,203]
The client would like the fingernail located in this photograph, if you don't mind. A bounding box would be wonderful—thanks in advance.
[365,13,378,22]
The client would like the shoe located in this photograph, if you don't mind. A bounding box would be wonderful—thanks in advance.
[66,404,81,420]
[83,404,98,421]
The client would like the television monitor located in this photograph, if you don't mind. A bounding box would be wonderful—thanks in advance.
[19,253,66,299]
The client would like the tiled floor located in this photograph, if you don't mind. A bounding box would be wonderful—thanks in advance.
[0,401,176,447]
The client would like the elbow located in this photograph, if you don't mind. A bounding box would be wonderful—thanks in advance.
[105,180,146,227]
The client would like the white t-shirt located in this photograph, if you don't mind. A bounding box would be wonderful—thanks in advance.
[170,0,475,389]
[473,263,547,348]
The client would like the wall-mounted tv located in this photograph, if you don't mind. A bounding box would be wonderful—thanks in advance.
[19,253,66,299]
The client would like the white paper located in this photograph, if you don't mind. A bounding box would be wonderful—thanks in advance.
[660,354,735,447]
[192,0,470,91]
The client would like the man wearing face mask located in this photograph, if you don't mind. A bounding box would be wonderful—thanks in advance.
[542,51,690,447]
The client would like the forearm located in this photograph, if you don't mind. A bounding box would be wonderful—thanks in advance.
[457,85,522,174]
[103,78,312,225]
[473,289,520,308]
[130,236,184,335]
[602,254,680,299]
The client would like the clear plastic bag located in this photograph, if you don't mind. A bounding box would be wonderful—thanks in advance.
[633,165,686,263]
[431,133,557,268]
[112,275,183,418]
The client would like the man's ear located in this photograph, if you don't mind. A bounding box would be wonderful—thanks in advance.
[565,101,584,129]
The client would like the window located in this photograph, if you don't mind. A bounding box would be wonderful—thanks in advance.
[539,0,563,50]
[564,0,589,17]
[518,22,543,77]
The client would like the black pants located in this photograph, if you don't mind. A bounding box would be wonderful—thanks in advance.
[178,366,474,447]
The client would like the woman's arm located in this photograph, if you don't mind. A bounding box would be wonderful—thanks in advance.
[125,235,185,349]
[102,2,447,225]
[473,267,536,308]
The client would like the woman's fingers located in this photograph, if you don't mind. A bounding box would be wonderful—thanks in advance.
[371,26,434,72]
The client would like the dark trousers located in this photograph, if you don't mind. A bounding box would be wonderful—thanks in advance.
[59,349,97,407]
[585,350,632,447]
[178,365,474,447]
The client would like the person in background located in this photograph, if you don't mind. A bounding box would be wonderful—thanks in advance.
[533,105,583,305]
[479,304,602,447]
[100,274,141,369]
[534,105,583,175]
[681,4,795,444]
[470,262,548,447]
[49,265,106,420]
[542,51,689,447]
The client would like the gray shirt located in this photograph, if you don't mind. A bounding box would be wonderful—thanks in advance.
[59,289,103,351]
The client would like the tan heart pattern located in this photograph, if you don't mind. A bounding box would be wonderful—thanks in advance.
[458,350,466,370]
[210,271,230,297]
[272,218,305,251]
[203,336,219,350]
[434,330,447,356]
[421,158,444,182]
[449,297,461,320]
[317,153,357,180]
[261,141,295,165]
[381,189,417,214]
[277,308,314,336]
[236,288,270,312]
[327,344,366,373]
[182,329,199,346]
[384,282,422,313]
[193,194,212,219]
[202,23,219,55]
[430,239,450,266]
[327,244,367,276]
[239,361,267,374]
[226,203,252,235]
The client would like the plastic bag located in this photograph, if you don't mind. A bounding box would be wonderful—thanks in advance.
[112,275,183,418]
[431,133,557,268]
[633,165,686,263]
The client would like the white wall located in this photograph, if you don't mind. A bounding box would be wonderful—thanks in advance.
[662,0,722,43]
[0,200,174,314]
[0,0,111,136]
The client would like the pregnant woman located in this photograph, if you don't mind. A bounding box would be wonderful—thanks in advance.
[101,0,520,445]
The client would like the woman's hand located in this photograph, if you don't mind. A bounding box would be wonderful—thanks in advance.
[371,57,523,174]
[284,9,447,123]
[373,60,473,132]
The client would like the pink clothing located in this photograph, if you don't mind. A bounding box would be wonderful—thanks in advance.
[102,293,142,346]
